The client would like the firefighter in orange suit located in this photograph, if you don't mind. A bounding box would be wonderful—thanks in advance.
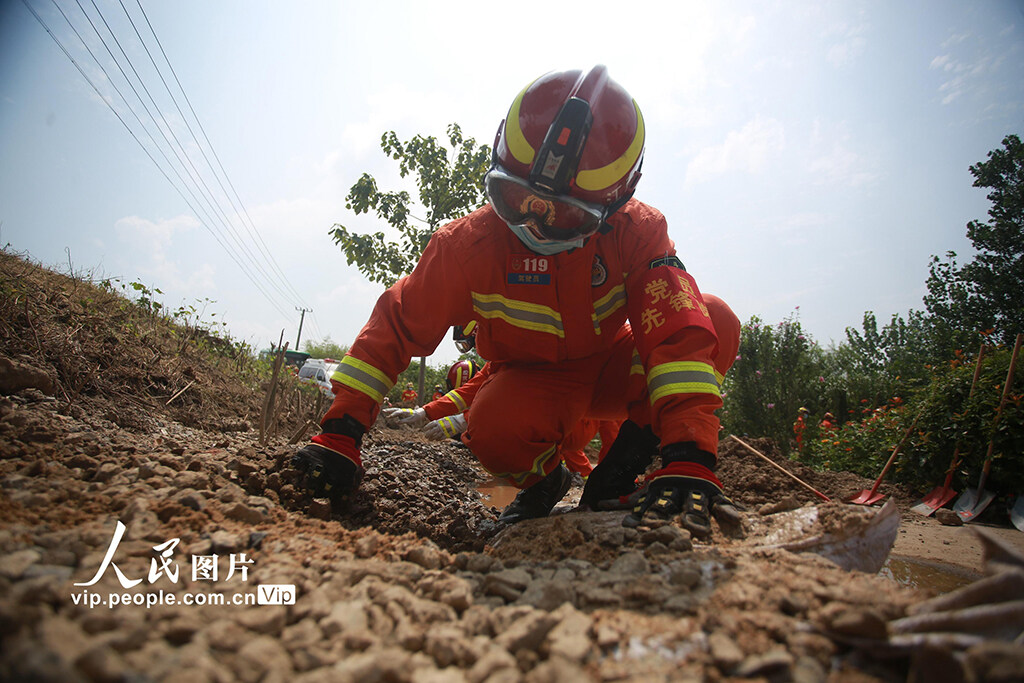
[388,358,604,477]
[794,407,809,452]
[291,65,742,538]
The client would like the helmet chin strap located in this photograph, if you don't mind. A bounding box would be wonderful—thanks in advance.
[507,222,586,255]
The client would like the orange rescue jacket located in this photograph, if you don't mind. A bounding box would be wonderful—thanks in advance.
[327,199,722,453]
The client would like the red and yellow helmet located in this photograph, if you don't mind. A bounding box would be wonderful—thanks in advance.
[491,65,645,209]
[446,359,480,391]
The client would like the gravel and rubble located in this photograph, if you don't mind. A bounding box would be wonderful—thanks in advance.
[1,250,1023,682]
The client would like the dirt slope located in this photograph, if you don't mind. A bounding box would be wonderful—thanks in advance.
[1,250,1022,682]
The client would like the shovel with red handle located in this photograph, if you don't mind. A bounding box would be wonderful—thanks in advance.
[909,344,987,517]
[955,333,1022,523]
[847,411,922,506]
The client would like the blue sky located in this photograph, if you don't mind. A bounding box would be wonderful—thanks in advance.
[1,0,1022,367]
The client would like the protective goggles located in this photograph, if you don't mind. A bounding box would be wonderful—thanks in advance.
[453,321,476,353]
[485,166,607,243]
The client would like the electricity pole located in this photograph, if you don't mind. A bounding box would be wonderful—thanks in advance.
[295,307,312,350]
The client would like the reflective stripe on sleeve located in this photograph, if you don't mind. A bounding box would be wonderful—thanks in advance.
[331,356,394,404]
[647,360,721,404]
[472,292,564,338]
[630,350,645,376]
[444,389,468,413]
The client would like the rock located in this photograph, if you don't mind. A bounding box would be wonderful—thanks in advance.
[707,630,744,669]
[209,530,244,554]
[577,585,622,608]
[0,356,54,395]
[235,605,287,636]
[483,569,532,601]
[249,531,269,550]
[224,501,266,524]
[640,525,688,546]
[74,643,128,682]
[936,508,964,526]
[494,610,559,652]
[825,608,889,640]
[545,603,593,662]
[423,624,480,668]
[354,534,379,558]
[23,564,73,582]
[418,573,474,612]
[235,635,293,683]
[173,470,210,490]
[174,489,207,511]
[330,646,413,681]
[162,615,203,645]
[465,554,500,573]
[523,655,591,682]
[667,562,702,589]
[734,649,794,678]
[37,615,91,666]
[281,618,323,651]
[203,619,250,651]
[320,600,369,637]
[0,548,41,579]
[307,499,331,521]
[759,495,802,515]
[404,544,446,570]
[608,550,649,576]
[466,647,517,683]
[793,655,828,683]
[518,579,576,611]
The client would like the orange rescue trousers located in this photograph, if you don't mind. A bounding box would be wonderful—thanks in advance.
[463,295,740,487]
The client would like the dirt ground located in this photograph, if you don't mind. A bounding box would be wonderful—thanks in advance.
[1,250,1023,682]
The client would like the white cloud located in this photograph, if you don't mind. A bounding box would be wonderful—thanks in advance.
[684,118,785,185]
[826,20,868,67]
[113,214,199,253]
[805,121,878,188]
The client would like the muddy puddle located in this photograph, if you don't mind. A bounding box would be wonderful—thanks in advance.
[879,554,979,593]
[477,477,520,509]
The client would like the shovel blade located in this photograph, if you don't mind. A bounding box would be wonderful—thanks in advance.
[953,487,978,514]
[1011,496,1024,532]
[847,489,885,506]
[909,485,958,517]
[956,488,996,523]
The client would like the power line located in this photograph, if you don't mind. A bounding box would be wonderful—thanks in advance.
[128,0,309,309]
[21,0,312,325]
[78,0,301,311]
[33,0,294,320]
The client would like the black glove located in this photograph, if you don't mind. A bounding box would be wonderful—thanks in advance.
[579,421,660,510]
[622,442,743,540]
[291,414,365,506]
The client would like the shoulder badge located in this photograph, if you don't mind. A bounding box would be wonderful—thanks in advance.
[591,255,608,287]
[649,255,686,271]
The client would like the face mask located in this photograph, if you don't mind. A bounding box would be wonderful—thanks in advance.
[507,222,586,255]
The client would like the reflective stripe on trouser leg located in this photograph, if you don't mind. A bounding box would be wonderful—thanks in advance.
[464,357,608,488]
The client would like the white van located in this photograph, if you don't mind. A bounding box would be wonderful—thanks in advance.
[297,359,338,398]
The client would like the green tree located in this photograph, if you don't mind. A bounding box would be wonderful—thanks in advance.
[329,123,491,400]
[833,310,931,410]
[924,134,1024,353]
[721,313,825,454]
[302,337,349,360]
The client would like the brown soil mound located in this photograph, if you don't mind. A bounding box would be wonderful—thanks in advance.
[1,250,1021,682]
